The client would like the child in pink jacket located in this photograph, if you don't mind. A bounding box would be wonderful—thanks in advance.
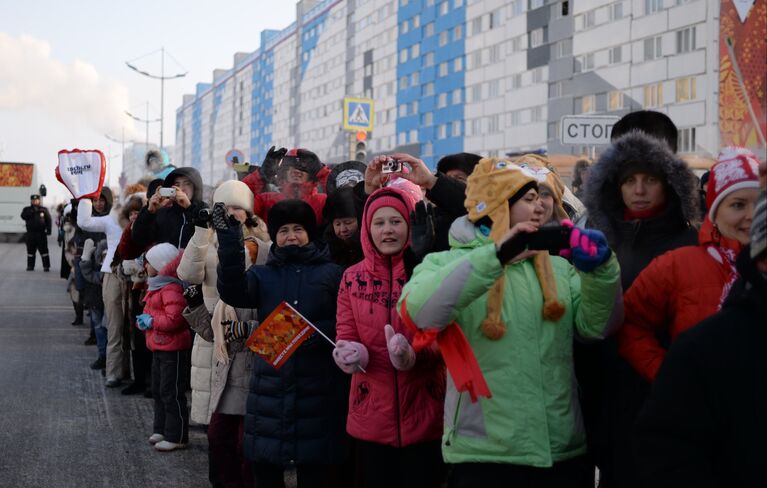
[333,187,446,488]
[136,242,191,452]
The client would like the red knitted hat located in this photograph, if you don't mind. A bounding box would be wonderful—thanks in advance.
[706,147,760,221]
[366,193,411,230]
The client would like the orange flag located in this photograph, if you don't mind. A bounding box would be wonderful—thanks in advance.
[245,301,317,369]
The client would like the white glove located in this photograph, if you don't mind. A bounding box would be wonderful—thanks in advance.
[81,239,95,260]
[121,259,139,275]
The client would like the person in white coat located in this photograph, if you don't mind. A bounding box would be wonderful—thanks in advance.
[76,187,130,387]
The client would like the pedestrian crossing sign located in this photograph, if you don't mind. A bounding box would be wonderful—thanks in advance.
[343,97,374,132]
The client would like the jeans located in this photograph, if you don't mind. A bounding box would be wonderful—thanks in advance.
[90,307,106,357]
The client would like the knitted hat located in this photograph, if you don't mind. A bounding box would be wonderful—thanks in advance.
[706,147,760,221]
[279,148,323,181]
[323,187,360,222]
[465,158,565,340]
[145,243,179,272]
[514,154,568,221]
[611,110,678,153]
[437,152,482,177]
[751,189,766,260]
[213,180,254,213]
[366,191,411,230]
[267,199,318,243]
[326,161,367,194]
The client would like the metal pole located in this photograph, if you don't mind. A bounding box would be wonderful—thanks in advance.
[160,47,165,152]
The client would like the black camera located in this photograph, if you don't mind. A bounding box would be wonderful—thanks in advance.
[197,206,212,221]
[382,159,402,174]
[497,224,573,264]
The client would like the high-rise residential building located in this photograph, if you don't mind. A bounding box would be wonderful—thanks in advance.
[175,0,757,183]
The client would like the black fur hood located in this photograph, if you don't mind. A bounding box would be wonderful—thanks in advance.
[583,130,699,240]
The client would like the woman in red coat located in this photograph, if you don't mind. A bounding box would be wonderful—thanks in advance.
[618,147,761,382]
[333,186,446,488]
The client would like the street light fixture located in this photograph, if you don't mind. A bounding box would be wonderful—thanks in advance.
[125,101,161,150]
[126,47,187,152]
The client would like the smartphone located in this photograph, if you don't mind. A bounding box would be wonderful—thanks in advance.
[382,159,402,174]
[526,225,572,254]
[159,187,176,198]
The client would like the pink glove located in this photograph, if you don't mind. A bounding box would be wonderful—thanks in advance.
[384,324,416,371]
[333,340,369,374]
[558,219,597,259]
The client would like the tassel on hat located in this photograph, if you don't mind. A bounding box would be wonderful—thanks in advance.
[465,158,566,340]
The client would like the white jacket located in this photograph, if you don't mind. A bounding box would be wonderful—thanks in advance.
[76,199,123,273]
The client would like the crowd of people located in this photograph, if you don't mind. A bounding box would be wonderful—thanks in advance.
[39,109,766,488]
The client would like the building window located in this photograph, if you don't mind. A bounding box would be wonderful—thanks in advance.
[401,20,410,34]
[676,77,697,102]
[454,57,463,72]
[584,10,596,28]
[547,121,560,139]
[557,39,573,58]
[438,124,447,139]
[488,44,501,63]
[424,52,434,66]
[452,88,462,104]
[438,93,448,108]
[530,27,547,48]
[412,15,420,28]
[644,36,663,61]
[439,2,448,15]
[510,110,522,126]
[488,9,501,29]
[470,84,482,102]
[438,62,448,77]
[452,120,461,137]
[411,43,420,58]
[411,71,419,85]
[644,82,664,107]
[676,27,696,53]
[609,46,622,64]
[425,22,434,37]
[574,53,595,73]
[469,50,482,69]
[399,49,408,63]
[531,106,545,122]
[422,142,433,156]
[549,82,562,98]
[645,0,662,15]
[454,25,463,40]
[611,2,624,20]
[529,0,545,9]
[560,1,570,17]
[423,82,434,96]
[679,127,696,152]
[470,16,483,35]
[488,79,501,98]
[439,31,448,47]
[399,76,408,89]
[608,91,624,110]
[511,73,523,89]
[575,95,596,114]
[487,114,500,133]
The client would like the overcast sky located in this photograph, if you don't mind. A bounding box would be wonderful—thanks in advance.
[0,0,297,203]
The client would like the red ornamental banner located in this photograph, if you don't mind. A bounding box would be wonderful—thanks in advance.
[719,0,767,150]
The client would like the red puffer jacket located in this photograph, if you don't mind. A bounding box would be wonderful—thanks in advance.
[242,170,326,225]
[618,218,741,382]
[142,253,191,352]
[336,187,445,448]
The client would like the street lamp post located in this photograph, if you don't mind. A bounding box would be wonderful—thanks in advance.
[125,102,160,150]
[126,47,187,152]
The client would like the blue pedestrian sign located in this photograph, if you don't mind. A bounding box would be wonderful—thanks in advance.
[343,97,374,132]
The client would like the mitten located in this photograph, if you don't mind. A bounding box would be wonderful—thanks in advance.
[332,340,369,374]
[409,201,436,261]
[81,238,95,261]
[384,324,416,371]
[568,227,611,272]
[121,259,139,275]
[183,284,204,309]
[211,202,240,231]
[221,319,257,342]
[136,313,153,331]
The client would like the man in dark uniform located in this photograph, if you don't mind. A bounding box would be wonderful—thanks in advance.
[20,194,52,271]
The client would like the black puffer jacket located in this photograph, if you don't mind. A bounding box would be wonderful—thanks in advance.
[583,130,699,290]
[634,249,767,487]
[216,227,348,466]
[132,167,203,249]
[578,131,700,488]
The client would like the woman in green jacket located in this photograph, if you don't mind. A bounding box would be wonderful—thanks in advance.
[399,158,622,487]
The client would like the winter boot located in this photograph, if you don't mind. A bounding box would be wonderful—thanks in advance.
[90,355,106,370]
[42,253,50,272]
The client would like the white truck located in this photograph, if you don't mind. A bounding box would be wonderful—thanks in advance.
[0,162,47,240]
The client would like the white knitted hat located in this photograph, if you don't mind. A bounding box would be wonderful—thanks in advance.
[213,180,254,213]
[145,243,179,272]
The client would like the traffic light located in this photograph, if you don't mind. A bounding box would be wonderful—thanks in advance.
[354,131,367,162]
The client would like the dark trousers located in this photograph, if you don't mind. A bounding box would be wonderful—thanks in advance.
[208,413,252,488]
[151,350,190,444]
[25,232,50,270]
[132,333,152,387]
[252,463,338,488]
[447,455,592,488]
[355,439,444,488]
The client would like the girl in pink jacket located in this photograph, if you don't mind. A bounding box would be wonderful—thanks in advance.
[137,243,192,452]
[333,187,446,488]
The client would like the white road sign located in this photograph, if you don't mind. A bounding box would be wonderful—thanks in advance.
[560,115,621,145]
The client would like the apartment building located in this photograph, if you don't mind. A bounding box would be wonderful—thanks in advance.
[174,0,727,182]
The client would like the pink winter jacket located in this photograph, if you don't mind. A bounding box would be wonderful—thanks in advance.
[336,187,445,447]
[143,253,191,352]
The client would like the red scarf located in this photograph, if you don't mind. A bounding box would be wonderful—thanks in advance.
[623,203,666,221]
[400,298,491,403]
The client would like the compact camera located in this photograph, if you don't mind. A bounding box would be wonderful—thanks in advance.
[159,187,176,198]
[381,159,403,174]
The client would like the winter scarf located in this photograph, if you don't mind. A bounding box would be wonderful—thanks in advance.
[147,274,186,291]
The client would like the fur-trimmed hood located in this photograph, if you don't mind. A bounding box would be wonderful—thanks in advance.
[583,130,699,241]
